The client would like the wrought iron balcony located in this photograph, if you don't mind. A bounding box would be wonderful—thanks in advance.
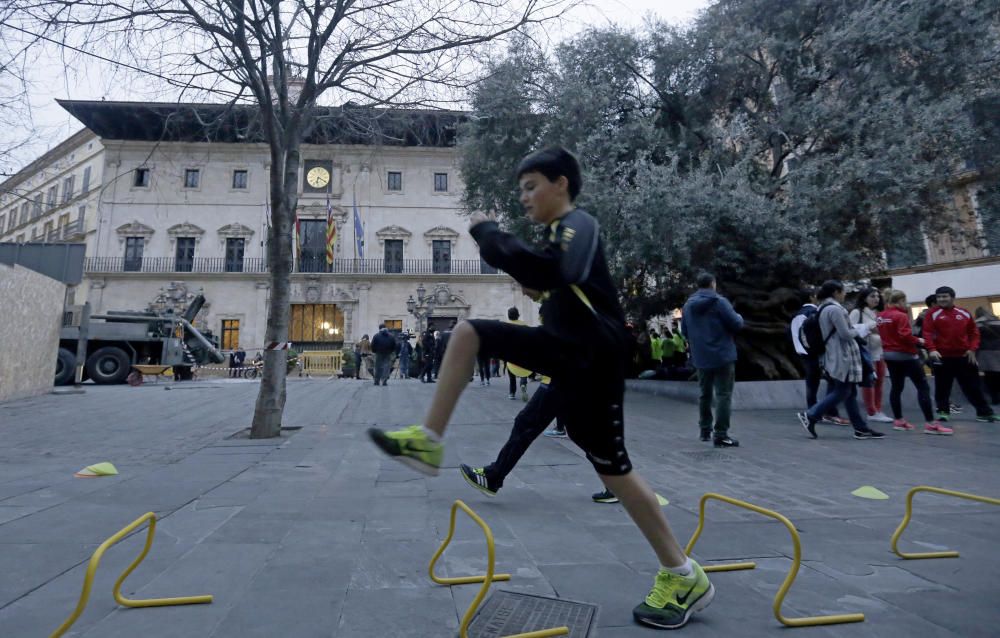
[84,256,505,276]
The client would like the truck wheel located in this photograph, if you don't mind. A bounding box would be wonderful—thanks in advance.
[54,348,76,386]
[86,347,131,384]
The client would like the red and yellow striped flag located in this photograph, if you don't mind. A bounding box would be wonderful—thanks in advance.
[325,195,336,265]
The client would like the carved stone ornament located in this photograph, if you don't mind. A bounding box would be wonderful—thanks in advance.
[423,225,459,247]
[166,223,206,248]
[217,223,255,240]
[305,285,321,303]
[376,224,413,247]
[147,281,210,329]
[115,220,154,244]
[425,283,470,319]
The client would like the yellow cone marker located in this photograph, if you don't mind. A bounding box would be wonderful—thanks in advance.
[851,486,888,500]
[74,462,119,478]
[656,493,669,506]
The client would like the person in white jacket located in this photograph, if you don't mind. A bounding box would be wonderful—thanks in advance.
[849,287,892,422]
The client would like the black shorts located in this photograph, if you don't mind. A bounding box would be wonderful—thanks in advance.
[467,319,632,476]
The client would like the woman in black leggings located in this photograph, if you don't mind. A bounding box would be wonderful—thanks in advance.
[878,290,944,433]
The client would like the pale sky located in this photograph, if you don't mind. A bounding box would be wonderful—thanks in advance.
[4,0,710,173]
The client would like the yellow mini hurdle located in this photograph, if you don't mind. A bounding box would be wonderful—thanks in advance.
[685,493,865,628]
[429,499,568,638]
[890,485,1000,560]
[49,512,213,638]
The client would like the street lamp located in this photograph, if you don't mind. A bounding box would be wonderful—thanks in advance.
[407,284,435,332]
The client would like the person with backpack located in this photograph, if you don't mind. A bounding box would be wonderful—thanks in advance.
[797,280,886,440]
[791,287,849,426]
[849,287,892,423]
[878,290,941,432]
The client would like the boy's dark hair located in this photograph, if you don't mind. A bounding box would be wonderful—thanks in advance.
[799,286,817,305]
[516,146,582,201]
[379,323,386,330]
[696,272,715,289]
[817,280,844,300]
[935,286,956,298]
[507,306,520,320]
[924,294,937,307]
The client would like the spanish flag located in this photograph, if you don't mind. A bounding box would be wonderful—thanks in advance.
[326,194,336,265]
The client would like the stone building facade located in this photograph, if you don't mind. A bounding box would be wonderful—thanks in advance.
[1,101,537,355]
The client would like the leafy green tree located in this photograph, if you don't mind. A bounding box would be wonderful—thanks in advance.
[460,0,1000,379]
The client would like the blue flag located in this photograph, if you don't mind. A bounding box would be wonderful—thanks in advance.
[353,192,364,260]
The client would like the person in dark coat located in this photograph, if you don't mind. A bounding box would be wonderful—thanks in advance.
[681,273,743,447]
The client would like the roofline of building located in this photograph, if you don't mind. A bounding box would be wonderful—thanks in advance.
[56,98,468,117]
[888,254,1000,276]
[0,128,98,196]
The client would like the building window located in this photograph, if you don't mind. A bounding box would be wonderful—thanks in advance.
[225,238,245,272]
[134,168,151,187]
[221,319,241,351]
[43,220,53,240]
[175,237,196,272]
[384,319,403,334]
[232,169,248,189]
[290,304,344,343]
[183,169,200,189]
[0,214,5,231]
[7,209,15,231]
[33,195,42,218]
[433,172,448,192]
[62,176,75,202]
[46,186,58,210]
[124,237,144,271]
[384,239,403,273]
[432,239,451,274]
[15,233,24,243]
[58,213,70,230]
[82,166,92,192]
[20,202,29,224]
[387,171,402,192]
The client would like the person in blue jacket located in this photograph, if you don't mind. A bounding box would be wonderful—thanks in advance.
[681,272,744,447]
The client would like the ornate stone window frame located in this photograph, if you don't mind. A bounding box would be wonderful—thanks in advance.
[423,226,459,249]
[115,220,154,247]
[375,225,412,249]
[167,222,206,250]
[217,223,255,248]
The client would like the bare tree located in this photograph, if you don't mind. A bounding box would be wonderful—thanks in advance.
[21,0,573,436]
[0,1,47,175]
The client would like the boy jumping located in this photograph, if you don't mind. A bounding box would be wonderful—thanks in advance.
[368,147,713,629]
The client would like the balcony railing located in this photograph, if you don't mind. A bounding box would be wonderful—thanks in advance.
[84,256,505,276]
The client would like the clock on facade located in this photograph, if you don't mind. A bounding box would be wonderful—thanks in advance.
[306,166,330,189]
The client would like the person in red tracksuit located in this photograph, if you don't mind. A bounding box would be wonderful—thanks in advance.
[922,286,998,424]
[878,290,942,433]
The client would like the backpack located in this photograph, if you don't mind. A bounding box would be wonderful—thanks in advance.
[799,304,835,356]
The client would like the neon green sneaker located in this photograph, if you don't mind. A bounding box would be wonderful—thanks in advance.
[632,560,714,629]
[368,425,443,476]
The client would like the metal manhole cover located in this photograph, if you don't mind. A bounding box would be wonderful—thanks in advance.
[682,451,732,461]
[468,591,597,638]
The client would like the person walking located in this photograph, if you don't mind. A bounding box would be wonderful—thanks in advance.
[368,146,714,630]
[650,329,664,371]
[371,324,396,386]
[849,287,892,423]
[797,280,886,440]
[681,272,743,447]
[878,290,942,432]
[398,333,413,379]
[357,334,372,380]
[504,307,530,400]
[790,287,849,426]
[923,286,998,424]
[420,330,436,383]
[476,351,491,386]
[975,308,1000,405]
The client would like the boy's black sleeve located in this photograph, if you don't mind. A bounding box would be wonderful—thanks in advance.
[470,214,599,291]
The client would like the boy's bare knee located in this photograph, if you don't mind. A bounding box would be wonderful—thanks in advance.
[454,321,479,344]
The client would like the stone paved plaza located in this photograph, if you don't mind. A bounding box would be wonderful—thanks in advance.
[0,378,997,637]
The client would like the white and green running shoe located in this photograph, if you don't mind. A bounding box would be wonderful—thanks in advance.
[633,560,714,629]
[368,425,443,476]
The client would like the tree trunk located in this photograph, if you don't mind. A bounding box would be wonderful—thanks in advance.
[250,141,300,438]
[726,284,804,381]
